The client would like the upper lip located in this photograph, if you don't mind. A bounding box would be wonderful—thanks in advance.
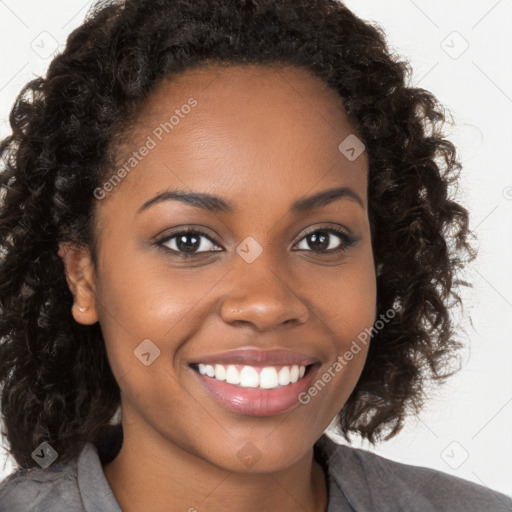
[190,348,320,367]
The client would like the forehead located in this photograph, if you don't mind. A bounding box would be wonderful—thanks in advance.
[136,64,359,150]
[106,63,368,213]
[140,62,346,113]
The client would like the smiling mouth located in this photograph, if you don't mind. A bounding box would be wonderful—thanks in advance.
[190,362,315,390]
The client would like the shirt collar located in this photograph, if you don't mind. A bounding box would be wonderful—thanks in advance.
[77,442,121,512]
[315,433,375,512]
[76,429,373,512]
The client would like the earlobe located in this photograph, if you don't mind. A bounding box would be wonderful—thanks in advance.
[58,242,99,325]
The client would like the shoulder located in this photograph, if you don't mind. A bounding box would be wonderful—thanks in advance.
[349,446,512,510]
[0,426,123,512]
[0,455,84,512]
[316,435,512,512]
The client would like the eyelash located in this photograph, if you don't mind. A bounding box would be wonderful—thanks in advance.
[153,226,357,259]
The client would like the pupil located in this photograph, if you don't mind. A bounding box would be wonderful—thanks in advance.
[177,234,200,252]
[309,232,328,251]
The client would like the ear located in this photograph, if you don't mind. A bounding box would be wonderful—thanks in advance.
[58,242,99,325]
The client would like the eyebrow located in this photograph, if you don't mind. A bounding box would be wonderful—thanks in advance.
[136,185,364,215]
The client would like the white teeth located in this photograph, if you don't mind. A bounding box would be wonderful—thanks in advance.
[278,366,291,385]
[214,364,226,381]
[240,366,259,387]
[225,364,240,385]
[260,367,279,389]
[197,363,307,389]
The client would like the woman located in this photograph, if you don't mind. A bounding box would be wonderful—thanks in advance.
[0,0,509,510]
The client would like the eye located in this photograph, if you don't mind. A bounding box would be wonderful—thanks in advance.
[155,227,222,258]
[294,226,356,254]
[154,225,357,259]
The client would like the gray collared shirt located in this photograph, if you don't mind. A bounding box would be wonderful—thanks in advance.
[1,431,511,511]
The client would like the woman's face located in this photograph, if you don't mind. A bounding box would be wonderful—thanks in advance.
[80,64,376,472]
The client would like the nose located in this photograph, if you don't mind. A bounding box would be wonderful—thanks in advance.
[219,256,309,332]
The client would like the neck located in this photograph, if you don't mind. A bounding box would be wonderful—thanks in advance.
[102,424,328,512]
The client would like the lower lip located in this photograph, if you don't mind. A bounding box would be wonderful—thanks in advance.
[191,364,321,416]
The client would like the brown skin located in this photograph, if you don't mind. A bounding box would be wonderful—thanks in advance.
[59,64,377,512]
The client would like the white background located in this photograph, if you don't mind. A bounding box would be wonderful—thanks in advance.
[1,0,511,498]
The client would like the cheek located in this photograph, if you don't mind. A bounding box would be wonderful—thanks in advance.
[299,252,377,410]
[336,260,377,364]
[335,270,377,348]
[304,245,377,347]
[93,243,228,380]
[94,230,376,399]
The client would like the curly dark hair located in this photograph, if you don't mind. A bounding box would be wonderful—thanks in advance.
[0,0,477,469]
